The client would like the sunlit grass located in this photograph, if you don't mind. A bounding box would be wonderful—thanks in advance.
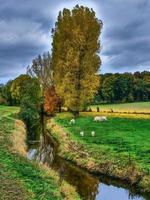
[0,105,20,116]
[90,102,150,113]
[55,113,150,172]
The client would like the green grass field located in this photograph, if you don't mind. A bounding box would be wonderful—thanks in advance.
[0,106,80,200]
[55,112,150,173]
[90,102,150,113]
[0,105,20,118]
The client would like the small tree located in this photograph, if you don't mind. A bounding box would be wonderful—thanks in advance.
[27,52,60,116]
[27,52,53,90]
[2,80,15,105]
[52,5,102,116]
[10,74,31,104]
[44,86,61,115]
[19,77,42,140]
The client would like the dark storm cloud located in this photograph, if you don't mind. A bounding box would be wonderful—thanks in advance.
[0,0,150,83]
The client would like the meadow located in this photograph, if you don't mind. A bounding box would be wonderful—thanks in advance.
[51,111,150,193]
[55,113,150,171]
[90,102,150,113]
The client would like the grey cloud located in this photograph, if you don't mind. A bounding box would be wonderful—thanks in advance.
[100,0,150,73]
[0,0,150,83]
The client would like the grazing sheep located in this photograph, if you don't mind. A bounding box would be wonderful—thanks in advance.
[94,116,107,122]
[69,119,75,125]
[93,116,103,122]
[80,131,84,137]
[91,131,95,137]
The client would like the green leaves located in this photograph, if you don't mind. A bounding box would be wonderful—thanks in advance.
[19,77,42,140]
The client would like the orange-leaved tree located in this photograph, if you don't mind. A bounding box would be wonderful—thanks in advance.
[44,86,61,116]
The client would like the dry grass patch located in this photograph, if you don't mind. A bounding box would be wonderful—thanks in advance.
[81,111,150,119]
[10,119,27,156]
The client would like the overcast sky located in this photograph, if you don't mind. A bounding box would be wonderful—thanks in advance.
[0,0,150,83]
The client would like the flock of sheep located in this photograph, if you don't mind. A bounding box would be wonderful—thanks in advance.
[69,116,107,137]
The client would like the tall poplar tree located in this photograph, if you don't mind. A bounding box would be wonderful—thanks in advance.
[52,5,102,116]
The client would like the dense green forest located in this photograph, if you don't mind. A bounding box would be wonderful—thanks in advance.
[95,71,150,103]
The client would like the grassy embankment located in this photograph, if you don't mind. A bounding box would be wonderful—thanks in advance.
[90,102,150,114]
[0,105,80,200]
[47,106,150,193]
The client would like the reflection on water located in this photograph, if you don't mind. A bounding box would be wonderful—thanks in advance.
[27,134,148,200]
[97,184,144,200]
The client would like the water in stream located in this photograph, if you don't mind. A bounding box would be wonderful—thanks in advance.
[27,134,149,200]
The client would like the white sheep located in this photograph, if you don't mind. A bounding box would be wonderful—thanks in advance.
[80,131,84,137]
[91,131,95,137]
[69,118,75,125]
[93,116,103,122]
[93,116,107,122]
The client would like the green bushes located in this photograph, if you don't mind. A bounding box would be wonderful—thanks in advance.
[19,77,42,141]
[0,81,16,106]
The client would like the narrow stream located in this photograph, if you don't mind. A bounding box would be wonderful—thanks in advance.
[27,134,149,200]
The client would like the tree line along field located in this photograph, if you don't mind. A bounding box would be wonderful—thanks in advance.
[90,102,150,113]
[94,72,150,104]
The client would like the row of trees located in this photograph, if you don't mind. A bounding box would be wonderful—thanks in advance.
[1,70,150,108]
[94,71,150,104]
